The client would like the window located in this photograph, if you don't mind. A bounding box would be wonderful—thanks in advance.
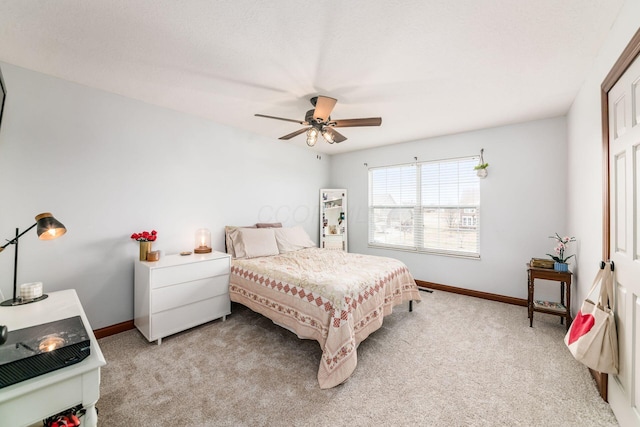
[368,157,480,257]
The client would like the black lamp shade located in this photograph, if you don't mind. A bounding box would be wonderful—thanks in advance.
[35,213,66,240]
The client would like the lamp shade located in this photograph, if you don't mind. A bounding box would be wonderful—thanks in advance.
[194,228,212,253]
[35,213,66,240]
[306,128,318,147]
[322,128,335,144]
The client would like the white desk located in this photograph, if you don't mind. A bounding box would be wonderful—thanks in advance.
[0,289,106,427]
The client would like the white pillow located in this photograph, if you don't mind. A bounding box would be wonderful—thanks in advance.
[274,226,316,253]
[231,228,279,259]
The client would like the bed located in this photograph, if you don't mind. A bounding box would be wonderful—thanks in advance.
[225,224,422,389]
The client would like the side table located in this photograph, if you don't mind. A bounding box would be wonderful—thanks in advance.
[527,264,573,330]
[134,251,231,345]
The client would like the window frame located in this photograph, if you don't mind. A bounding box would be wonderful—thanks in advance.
[368,156,481,259]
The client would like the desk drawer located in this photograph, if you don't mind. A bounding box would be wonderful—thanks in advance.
[151,275,229,314]
[150,257,229,289]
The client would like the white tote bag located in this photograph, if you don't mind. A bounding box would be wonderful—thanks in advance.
[564,262,618,374]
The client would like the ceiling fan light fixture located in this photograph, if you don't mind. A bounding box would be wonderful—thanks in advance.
[321,128,334,144]
[306,127,318,147]
[255,95,382,146]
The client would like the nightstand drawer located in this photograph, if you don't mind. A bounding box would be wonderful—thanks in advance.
[151,295,230,340]
[150,257,229,289]
[151,275,229,313]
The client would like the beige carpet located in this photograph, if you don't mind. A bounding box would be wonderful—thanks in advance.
[97,290,618,426]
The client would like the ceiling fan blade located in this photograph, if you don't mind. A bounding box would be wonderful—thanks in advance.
[313,96,337,122]
[331,117,382,128]
[279,127,310,140]
[255,114,305,125]
[322,127,347,143]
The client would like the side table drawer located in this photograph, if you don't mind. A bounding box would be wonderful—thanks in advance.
[152,295,230,340]
[151,274,229,314]
[150,257,229,289]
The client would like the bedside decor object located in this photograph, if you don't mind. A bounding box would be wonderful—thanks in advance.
[146,251,160,262]
[0,213,67,307]
[20,282,43,300]
[180,251,192,256]
[547,233,576,271]
[194,228,212,253]
[131,230,157,261]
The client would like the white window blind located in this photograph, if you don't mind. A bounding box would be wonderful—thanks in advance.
[369,165,417,248]
[368,157,480,257]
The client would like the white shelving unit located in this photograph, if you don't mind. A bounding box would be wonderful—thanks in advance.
[320,189,347,251]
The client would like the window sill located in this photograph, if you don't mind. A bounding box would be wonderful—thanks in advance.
[367,244,481,260]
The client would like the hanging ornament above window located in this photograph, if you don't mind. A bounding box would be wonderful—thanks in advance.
[474,148,489,178]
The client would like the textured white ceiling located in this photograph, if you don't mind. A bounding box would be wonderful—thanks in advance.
[0,0,625,153]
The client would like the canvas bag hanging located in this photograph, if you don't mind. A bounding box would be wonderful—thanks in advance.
[564,264,618,373]
[564,262,618,374]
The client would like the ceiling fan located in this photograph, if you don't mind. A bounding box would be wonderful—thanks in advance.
[255,96,382,146]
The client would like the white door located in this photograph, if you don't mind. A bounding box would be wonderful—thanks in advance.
[607,51,640,426]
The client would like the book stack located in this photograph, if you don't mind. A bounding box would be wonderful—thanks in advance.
[530,258,555,269]
[533,300,566,313]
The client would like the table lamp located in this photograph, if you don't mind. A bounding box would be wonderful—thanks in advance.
[194,228,212,253]
[0,212,66,307]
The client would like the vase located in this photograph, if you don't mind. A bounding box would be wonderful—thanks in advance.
[554,262,569,272]
[139,241,152,261]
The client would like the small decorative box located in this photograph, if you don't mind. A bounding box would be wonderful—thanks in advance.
[20,282,43,300]
[146,251,160,262]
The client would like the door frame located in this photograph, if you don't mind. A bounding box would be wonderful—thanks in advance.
[598,27,640,401]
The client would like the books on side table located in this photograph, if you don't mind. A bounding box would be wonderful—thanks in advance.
[530,258,555,269]
[533,300,566,313]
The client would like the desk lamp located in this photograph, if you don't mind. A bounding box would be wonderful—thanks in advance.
[0,212,66,307]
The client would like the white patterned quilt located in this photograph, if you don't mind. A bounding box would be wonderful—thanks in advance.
[229,248,421,388]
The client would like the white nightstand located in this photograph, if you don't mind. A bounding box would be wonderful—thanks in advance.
[134,251,231,345]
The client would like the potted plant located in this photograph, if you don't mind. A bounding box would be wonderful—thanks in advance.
[546,233,576,271]
[474,162,489,178]
[474,149,489,178]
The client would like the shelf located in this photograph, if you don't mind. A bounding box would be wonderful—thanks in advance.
[323,198,343,204]
[321,189,347,252]
[533,300,566,313]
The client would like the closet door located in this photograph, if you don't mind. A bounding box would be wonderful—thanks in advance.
[320,189,347,251]
[607,50,640,427]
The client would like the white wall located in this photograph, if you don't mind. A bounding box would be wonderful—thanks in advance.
[567,0,640,307]
[6,0,635,330]
[330,117,568,300]
[0,62,330,329]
